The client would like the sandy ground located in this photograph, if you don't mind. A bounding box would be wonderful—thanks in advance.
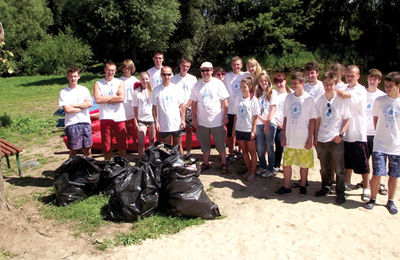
[1,137,399,259]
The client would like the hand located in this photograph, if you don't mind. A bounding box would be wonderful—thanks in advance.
[222,115,228,125]
[250,131,256,140]
[304,139,313,150]
[281,136,286,147]
[180,120,186,130]
[192,118,198,129]
[264,123,269,134]
[332,135,342,144]
[155,121,160,132]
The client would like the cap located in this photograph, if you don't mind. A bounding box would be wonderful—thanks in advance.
[200,62,213,69]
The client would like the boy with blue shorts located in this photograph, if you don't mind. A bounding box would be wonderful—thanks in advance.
[364,72,400,214]
[275,72,317,195]
[59,67,93,158]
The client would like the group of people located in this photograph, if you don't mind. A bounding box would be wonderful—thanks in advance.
[59,52,400,215]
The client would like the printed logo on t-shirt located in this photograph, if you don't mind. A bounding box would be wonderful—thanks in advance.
[289,101,302,120]
[323,106,336,124]
[383,104,399,129]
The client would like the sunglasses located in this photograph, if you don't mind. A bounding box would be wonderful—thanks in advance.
[201,68,212,72]
[161,73,172,76]
[327,103,332,114]
[216,72,225,76]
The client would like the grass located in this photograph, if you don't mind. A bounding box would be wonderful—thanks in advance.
[0,249,17,259]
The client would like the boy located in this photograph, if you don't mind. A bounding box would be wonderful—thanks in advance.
[304,62,324,100]
[119,59,140,142]
[314,72,350,204]
[336,65,370,201]
[150,66,186,154]
[171,59,197,159]
[94,61,126,160]
[364,71,400,214]
[366,69,387,195]
[59,67,93,158]
[275,72,317,195]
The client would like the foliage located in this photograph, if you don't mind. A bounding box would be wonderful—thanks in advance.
[59,0,181,64]
[0,0,53,73]
[21,29,93,75]
[0,42,15,75]
[0,113,11,127]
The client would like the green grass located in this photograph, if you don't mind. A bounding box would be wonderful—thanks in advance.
[0,249,17,259]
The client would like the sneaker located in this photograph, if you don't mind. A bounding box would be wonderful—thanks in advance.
[275,186,292,195]
[256,168,266,175]
[226,154,235,163]
[386,200,398,215]
[300,186,307,196]
[364,199,376,210]
[261,170,274,178]
[361,188,371,202]
[345,183,353,191]
[314,188,329,197]
[336,193,346,204]
[273,167,281,173]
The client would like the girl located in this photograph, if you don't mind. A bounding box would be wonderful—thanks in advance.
[133,71,156,156]
[254,73,277,177]
[233,77,260,182]
[272,73,291,172]
[246,58,262,85]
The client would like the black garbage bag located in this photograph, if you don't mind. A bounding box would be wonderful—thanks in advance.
[103,163,161,221]
[54,156,101,206]
[160,165,221,219]
[96,156,132,196]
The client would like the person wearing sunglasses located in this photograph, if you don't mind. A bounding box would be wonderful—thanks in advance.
[314,72,351,204]
[191,62,230,174]
[150,66,185,154]
[213,67,226,81]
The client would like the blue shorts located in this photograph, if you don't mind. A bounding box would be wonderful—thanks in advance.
[65,123,92,150]
[235,130,251,141]
[373,151,400,178]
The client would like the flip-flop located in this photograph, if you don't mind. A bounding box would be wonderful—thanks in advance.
[247,174,255,182]
[379,184,388,196]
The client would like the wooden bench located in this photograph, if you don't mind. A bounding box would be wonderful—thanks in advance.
[0,139,22,177]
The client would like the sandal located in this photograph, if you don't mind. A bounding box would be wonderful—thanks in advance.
[246,174,255,182]
[379,184,388,196]
[200,163,211,172]
[220,164,228,174]
[354,182,364,189]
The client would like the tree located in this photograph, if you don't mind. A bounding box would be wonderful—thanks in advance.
[60,0,181,65]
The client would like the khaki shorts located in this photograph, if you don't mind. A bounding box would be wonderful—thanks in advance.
[283,147,314,168]
[196,125,226,153]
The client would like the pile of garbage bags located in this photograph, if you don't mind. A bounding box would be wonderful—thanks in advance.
[54,142,221,221]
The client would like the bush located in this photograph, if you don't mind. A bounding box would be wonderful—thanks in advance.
[262,51,318,72]
[0,113,12,127]
[21,28,93,75]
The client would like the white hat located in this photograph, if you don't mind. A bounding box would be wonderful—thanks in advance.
[200,62,213,69]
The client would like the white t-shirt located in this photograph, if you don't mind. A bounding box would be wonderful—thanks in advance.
[366,89,386,136]
[150,83,184,132]
[256,90,278,125]
[315,94,351,143]
[283,92,317,149]
[336,82,348,91]
[59,85,92,127]
[171,73,197,103]
[372,95,400,155]
[304,80,324,100]
[224,71,246,114]
[132,88,153,122]
[274,90,290,127]
[147,66,162,89]
[233,96,260,132]
[96,78,126,122]
[343,84,367,142]
[120,75,139,120]
[190,77,230,128]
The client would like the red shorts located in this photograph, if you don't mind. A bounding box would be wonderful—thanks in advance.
[100,120,127,152]
[125,119,137,141]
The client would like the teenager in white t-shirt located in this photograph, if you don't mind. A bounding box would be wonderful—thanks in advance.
[314,72,351,204]
[254,73,277,177]
[133,71,155,156]
[191,62,230,174]
[120,59,140,142]
[232,77,260,182]
[59,67,93,158]
[224,56,246,162]
[94,62,126,160]
[150,66,185,154]
[336,65,370,201]
[331,63,348,91]
[365,72,400,215]
[304,62,324,100]
[147,51,164,89]
[275,72,317,196]
[171,59,197,158]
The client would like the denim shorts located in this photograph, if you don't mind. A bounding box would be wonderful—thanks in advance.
[66,123,92,150]
[373,151,400,178]
[160,130,182,139]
